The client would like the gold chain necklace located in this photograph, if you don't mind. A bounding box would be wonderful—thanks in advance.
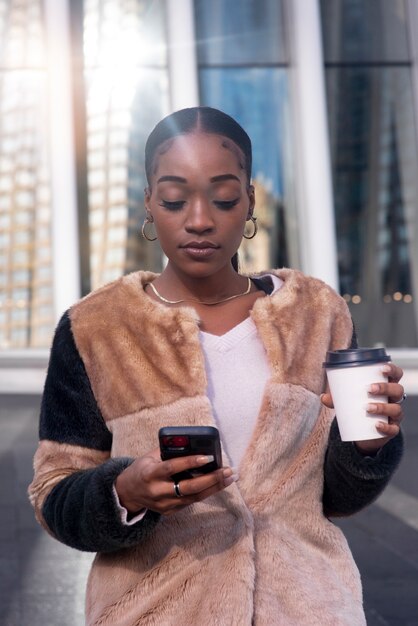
[147,276,252,306]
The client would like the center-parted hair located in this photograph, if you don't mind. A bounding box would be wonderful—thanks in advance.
[145,107,252,185]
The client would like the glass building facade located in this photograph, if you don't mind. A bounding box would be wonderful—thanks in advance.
[321,0,418,348]
[195,0,295,272]
[82,0,169,291]
[0,0,54,348]
[1,0,417,371]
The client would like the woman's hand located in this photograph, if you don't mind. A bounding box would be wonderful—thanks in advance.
[321,362,405,455]
[115,448,237,516]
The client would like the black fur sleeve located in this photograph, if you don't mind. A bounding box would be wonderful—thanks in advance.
[43,459,160,552]
[38,311,160,552]
[39,311,112,449]
[323,420,404,517]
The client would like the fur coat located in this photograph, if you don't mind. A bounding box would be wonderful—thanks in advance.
[29,269,403,625]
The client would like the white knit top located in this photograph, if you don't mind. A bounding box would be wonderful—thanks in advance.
[200,275,283,468]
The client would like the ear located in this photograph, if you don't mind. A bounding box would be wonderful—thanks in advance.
[247,184,255,219]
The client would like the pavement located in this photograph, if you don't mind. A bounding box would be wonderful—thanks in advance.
[0,393,417,626]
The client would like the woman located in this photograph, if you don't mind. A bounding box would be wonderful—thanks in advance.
[29,107,405,625]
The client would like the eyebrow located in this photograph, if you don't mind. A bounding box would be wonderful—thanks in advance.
[157,175,187,184]
[210,174,240,183]
[156,174,240,184]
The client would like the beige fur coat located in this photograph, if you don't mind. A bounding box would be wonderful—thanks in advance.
[30,268,366,625]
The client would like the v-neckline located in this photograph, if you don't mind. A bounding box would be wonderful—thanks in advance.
[198,274,284,338]
[199,316,257,351]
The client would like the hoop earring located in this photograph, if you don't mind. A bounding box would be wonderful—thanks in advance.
[141,216,157,241]
[243,216,258,240]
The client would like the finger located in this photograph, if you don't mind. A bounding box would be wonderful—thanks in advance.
[129,457,231,512]
[366,400,403,425]
[320,393,334,409]
[174,470,237,506]
[165,468,237,513]
[354,411,402,454]
[193,474,237,502]
[375,420,401,439]
[368,382,405,403]
[160,454,220,479]
[381,363,403,383]
[173,467,237,499]
[162,479,236,516]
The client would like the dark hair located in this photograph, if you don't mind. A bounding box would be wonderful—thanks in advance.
[145,106,252,186]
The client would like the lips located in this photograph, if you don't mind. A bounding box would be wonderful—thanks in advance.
[181,241,219,250]
[180,241,220,259]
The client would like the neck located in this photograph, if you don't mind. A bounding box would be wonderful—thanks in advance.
[154,263,246,302]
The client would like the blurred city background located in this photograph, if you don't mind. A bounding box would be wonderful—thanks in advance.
[0,0,417,625]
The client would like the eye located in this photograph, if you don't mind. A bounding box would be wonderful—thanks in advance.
[160,200,185,211]
[214,199,239,210]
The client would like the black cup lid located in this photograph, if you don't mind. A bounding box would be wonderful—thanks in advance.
[323,348,390,368]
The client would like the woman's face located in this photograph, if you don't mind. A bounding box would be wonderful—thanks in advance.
[145,132,254,279]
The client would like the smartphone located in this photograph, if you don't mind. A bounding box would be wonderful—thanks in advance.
[159,426,222,482]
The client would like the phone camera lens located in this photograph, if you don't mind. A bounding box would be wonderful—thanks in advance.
[162,435,189,448]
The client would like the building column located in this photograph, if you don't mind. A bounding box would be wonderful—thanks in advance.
[405,0,418,357]
[288,0,339,289]
[44,0,81,320]
[166,0,199,111]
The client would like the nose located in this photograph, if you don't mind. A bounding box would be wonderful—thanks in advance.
[184,197,215,234]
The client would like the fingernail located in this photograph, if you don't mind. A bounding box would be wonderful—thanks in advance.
[367,403,378,413]
[222,467,233,478]
[224,473,239,487]
[368,384,380,393]
[196,455,214,464]
[382,365,391,373]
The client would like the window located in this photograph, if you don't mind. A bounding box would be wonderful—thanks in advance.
[321,0,418,347]
[81,0,170,291]
[195,0,297,272]
[0,0,54,348]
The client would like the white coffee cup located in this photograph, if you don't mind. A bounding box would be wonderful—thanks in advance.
[323,348,391,441]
